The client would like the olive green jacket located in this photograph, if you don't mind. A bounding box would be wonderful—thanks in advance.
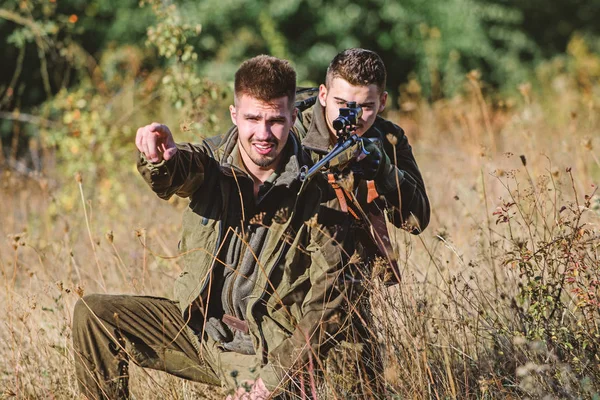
[137,127,354,390]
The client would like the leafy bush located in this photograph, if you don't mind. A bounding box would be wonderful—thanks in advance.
[36,0,228,208]
[494,166,600,391]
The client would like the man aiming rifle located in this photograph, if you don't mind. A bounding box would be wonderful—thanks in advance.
[296,48,430,284]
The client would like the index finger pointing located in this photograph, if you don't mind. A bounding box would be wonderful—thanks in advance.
[149,122,170,137]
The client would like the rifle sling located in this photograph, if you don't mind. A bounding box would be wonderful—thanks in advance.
[326,175,401,284]
[327,173,358,219]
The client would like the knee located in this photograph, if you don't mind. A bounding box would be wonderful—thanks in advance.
[73,294,110,326]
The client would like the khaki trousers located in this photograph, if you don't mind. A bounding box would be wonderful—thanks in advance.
[72,294,221,399]
[72,293,385,399]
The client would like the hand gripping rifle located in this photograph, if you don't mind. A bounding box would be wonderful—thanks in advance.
[299,102,377,182]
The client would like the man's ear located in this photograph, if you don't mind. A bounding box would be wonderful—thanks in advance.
[291,107,298,125]
[318,84,328,107]
[229,104,237,126]
[378,91,388,113]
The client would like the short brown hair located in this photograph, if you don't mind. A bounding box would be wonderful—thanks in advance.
[325,48,386,93]
[234,55,296,108]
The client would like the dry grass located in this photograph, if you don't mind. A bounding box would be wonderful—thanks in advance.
[1,73,599,399]
[0,172,226,399]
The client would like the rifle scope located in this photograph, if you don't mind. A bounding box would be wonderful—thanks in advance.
[332,102,362,132]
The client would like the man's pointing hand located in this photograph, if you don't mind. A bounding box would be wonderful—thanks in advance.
[135,122,178,163]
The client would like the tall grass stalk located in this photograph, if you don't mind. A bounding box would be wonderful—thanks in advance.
[76,172,106,292]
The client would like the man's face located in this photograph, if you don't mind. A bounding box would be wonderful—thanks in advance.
[230,94,297,170]
[318,77,387,138]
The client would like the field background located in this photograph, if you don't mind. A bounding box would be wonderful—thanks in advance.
[1,0,600,398]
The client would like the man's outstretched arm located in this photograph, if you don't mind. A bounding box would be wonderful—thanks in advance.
[136,122,214,199]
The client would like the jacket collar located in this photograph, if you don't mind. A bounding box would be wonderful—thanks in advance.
[301,100,333,154]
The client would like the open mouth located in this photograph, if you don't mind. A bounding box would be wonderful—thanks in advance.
[252,142,275,155]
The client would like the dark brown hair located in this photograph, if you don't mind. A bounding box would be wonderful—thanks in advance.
[326,48,386,93]
[234,55,296,108]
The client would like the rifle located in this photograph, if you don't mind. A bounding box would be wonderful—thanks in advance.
[299,101,378,182]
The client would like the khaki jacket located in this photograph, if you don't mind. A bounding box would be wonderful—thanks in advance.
[137,127,355,389]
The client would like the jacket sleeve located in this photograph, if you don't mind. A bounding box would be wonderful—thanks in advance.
[375,119,430,233]
[137,142,216,200]
[258,208,349,391]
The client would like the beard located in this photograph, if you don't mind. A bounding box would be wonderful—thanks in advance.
[244,139,281,168]
[249,153,277,167]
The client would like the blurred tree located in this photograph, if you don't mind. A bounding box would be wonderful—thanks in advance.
[494,0,600,57]
[0,0,154,163]
[0,0,153,110]
[2,0,599,166]
[5,0,598,110]
[179,0,538,99]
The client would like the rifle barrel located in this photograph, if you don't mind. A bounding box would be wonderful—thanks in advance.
[299,135,358,182]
